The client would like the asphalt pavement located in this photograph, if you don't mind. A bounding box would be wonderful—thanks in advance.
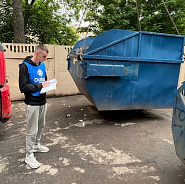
[0,95,185,184]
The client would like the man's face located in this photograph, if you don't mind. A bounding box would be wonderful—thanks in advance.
[36,50,48,63]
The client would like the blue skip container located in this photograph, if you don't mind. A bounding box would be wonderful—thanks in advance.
[67,29,184,111]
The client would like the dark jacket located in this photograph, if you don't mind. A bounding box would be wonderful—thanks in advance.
[19,56,47,105]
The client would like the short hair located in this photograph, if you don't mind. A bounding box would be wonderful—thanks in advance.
[35,44,49,53]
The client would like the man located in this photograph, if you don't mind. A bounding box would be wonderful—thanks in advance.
[19,44,50,169]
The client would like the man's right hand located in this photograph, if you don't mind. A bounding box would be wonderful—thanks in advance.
[42,81,50,88]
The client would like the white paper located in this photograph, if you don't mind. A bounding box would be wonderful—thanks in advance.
[40,79,57,94]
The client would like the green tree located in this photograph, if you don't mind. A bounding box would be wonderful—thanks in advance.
[13,0,25,43]
[85,0,185,35]
[23,0,79,45]
[139,0,185,34]
[0,0,14,42]
[0,0,78,45]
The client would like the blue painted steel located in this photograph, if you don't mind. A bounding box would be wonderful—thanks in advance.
[172,83,185,164]
[86,64,125,78]
[67,29,184,111]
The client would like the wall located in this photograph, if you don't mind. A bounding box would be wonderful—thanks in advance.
[178,49,185,86]
[2,43,80,101]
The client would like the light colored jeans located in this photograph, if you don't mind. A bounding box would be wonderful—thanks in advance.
[25,103,47,155]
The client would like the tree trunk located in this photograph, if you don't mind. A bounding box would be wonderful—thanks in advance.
[13,0,25,43]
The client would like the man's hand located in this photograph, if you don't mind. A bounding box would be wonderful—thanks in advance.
[42,81,50,88]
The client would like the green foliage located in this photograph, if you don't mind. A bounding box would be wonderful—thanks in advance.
[1,0,185,44]
[92,0,139,34]
[0,0,14,42]
[139,0,185,34]
[23,0,78,45]
[86,0,185,35]
[0,0,78,45]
